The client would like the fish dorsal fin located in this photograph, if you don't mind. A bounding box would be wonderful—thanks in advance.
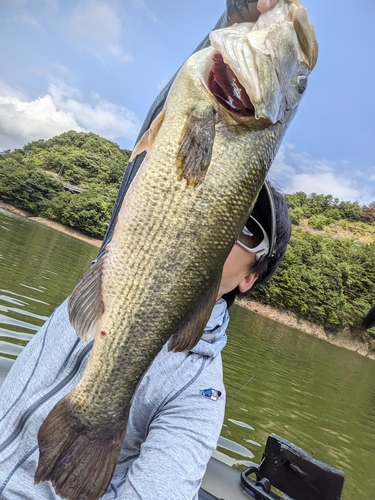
[130,109,166,161]
[168,273,221,352]
[68,257,105,342]
[176,105,216,188]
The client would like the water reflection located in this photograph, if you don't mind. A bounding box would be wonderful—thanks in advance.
[228,419,254,430]
[222,305,375,498]
[217,436,254,459]
[0,208,97,383]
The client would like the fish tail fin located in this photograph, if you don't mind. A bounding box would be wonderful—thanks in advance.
[35,395,127,500]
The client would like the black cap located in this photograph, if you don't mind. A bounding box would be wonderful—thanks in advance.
[251,180,276,259]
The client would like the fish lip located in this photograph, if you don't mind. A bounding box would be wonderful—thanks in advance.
[207,51,255,118]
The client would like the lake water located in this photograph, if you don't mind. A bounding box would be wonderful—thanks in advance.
[1,208,374,498]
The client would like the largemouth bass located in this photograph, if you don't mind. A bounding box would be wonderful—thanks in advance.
[35,1,318,499]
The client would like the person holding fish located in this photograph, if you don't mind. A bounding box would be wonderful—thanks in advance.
[0,0,318,499]
[0,184,290,500]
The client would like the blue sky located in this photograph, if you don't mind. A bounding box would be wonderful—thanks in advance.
[0,0,374,204]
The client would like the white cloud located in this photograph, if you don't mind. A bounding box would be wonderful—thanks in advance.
[64,0,132,63]
[271,144,296,178]
[0,79,140,150]
[15,14,42,29]
[67,1,120,46]
[270,144,374,204]
[128,0,158,22]
[52,63,76,80]
[0,84,82,150]
[0,80,28,101]
[286,172,360,202]
[109,45,132,64]
[7,0,58,25]
[48,81,140,140]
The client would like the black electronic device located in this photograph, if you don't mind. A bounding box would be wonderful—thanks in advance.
[240,434,345,500]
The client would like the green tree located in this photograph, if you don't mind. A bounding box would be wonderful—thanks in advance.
[60,192,114,238]
[0,164,63,213]
[362,201,375,223]
[250,228,375,334]
[308,214,332,230]
[0,131,130,236]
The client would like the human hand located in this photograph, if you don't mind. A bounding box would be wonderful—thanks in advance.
[257,0,280,13]
[226,0,279,24]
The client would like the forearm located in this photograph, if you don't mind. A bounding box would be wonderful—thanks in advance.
[120,370,226,499]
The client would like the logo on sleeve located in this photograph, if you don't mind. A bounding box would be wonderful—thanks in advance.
[201,388,222,401]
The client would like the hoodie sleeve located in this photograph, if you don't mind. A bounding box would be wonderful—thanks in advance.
[119,355,226,500]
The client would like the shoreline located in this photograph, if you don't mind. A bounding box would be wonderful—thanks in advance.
[0,201,102,248]
[236,297,375,360]
[1,201,373,360]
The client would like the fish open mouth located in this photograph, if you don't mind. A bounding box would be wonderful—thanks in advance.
[208,53,255,117]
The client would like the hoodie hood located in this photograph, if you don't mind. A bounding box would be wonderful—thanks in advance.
[190,298,229,358]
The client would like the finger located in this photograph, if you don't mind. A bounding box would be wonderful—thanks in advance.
[226,0,248,17]
[241,3,261,22]
[257,0,280,14]
[228,11,245,24]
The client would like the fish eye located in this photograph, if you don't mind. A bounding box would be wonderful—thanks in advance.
[297,75,308,94]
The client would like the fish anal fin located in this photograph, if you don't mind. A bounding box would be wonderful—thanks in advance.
[68,257,105,342]
[130,109,166,161]
[176,105,216,188]
[35,394,127,500]
[169,274,221,352]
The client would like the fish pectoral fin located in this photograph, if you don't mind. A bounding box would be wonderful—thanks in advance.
[130,109,166,161]
[35,394,127,500]
[68,256,105,341]
[176,105,216,188]
[169,274,221,352]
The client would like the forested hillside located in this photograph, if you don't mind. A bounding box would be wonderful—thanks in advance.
[0,132,374,343]
[250,192,375,344]
[0,131,131,237]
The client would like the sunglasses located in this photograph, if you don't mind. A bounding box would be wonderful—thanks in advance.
[236,215,270,261]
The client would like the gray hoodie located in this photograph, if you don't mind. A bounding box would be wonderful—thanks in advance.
[0,298,229,500]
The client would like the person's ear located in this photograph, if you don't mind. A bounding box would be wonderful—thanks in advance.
[238,272,258,293]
